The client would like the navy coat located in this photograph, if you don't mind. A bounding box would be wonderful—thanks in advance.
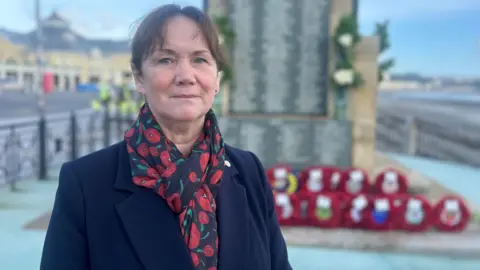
[40,141,292,270]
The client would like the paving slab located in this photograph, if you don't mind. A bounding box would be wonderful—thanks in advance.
[282,225,480,259]
[376,152,479,212]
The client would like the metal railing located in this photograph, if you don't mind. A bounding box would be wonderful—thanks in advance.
[376,107,480,167]
[1,106,479,190]
[0,109,134,190]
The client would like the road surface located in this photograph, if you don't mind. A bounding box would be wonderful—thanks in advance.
[1,91,479,123]
[377,97,480,127]
[0,91,96,119]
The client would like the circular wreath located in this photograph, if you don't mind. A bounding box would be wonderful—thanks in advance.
[214,16,236,86]
[330,14,363,89]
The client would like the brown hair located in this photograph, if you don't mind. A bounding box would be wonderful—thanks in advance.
[130,4,226,75]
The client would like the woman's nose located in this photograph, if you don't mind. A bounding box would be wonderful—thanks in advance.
[174,60,195,85]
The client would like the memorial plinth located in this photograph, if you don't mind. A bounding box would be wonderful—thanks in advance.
[208,0,377,170]
[212,0,352,169]
[218,117,351,169]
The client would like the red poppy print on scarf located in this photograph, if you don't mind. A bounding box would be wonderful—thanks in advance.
[124,104,225,270]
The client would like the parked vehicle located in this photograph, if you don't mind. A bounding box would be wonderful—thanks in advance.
[0,77,25,92]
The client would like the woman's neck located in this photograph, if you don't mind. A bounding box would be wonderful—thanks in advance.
[157,115,205,155]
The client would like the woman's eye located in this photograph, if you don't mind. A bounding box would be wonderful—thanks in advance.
[194,57,207,64]
[158,58,173,64]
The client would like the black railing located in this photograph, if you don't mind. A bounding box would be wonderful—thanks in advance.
[3,106,480,191]
[0,109,133,191]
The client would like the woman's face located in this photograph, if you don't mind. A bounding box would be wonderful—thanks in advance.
[134,15,219,123]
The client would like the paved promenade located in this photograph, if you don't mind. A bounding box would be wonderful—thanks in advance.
[1,154,480,269]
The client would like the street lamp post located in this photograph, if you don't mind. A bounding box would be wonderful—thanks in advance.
[35,0,45,113]
[203,0,208,12]
[35,0,47,180]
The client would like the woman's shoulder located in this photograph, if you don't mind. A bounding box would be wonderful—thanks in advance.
[225,144,261,172]
[224,144,268,188]
[61,141,125,188]
[70,141,123,170]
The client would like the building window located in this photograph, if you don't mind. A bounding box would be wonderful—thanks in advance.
[89,76,100,84]
[122,71,132,78]
[5,57,17,65]
[23,73,33,83]
[6,71,18,80]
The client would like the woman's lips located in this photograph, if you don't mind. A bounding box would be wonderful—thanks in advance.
[172,95,199,100]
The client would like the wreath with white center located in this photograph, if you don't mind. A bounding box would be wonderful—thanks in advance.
[330,14,364,89]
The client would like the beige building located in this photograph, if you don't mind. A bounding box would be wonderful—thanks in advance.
[0,11,131,92]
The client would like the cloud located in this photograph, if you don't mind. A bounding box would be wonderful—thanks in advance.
[55,0,202,39]
[57,8,129,39]
[359,0,480,23]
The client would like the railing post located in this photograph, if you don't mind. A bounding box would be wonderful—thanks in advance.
[5,127,20,192]
[117,110,122,141]
[405,116,417,155]
[38,115,48,180]
[70,111,78,161]
[103,108,110,148]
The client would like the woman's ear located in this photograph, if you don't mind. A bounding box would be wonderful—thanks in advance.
[215,71,222,92]
[132,65,145,94]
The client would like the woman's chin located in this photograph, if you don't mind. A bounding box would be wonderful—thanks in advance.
[168,107,206,122]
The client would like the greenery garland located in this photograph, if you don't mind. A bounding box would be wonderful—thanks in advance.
[330,14,364,90]
[474,212,480,224]
[374,20,395,82]
[213,16,236,86]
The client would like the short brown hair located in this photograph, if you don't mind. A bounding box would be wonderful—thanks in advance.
[130,4,226,75]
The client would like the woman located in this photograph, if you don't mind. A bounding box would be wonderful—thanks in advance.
[40,4,292,270]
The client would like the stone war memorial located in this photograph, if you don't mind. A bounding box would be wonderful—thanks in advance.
[206,0,480,258]
[208,0,376,172]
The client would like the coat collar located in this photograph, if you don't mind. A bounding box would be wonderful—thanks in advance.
[113,142,248,270]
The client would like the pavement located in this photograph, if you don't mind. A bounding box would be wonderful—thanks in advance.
[0,175,58,270]
[389,154,480,208]
[2,154,480,270]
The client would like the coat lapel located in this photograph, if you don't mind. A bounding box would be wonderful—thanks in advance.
[216,157,249,270]
[113,142,249,270]
[114,142,194,270]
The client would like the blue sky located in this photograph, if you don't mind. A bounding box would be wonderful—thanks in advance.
[1,0,479,77]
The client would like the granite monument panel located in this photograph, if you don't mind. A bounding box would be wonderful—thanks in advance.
[226,0,331,115]
[218,117,352,169]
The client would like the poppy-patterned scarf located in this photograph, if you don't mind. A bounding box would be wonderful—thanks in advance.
[124,104,225,269]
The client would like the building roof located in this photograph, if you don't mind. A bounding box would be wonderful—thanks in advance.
[46,11,65,22]
[0,11,129,55]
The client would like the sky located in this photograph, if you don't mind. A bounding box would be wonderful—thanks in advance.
[0,0,479,77]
